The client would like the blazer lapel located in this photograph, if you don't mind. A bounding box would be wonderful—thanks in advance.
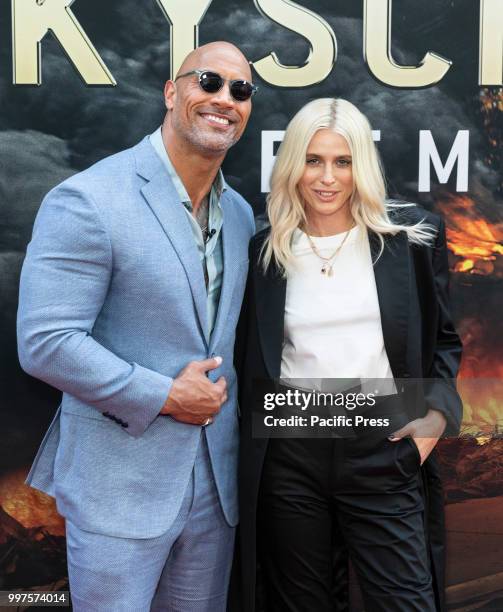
[134,138,208,342]
[254,256,286,380]
[369,229,410,378]
[209,194,238,352]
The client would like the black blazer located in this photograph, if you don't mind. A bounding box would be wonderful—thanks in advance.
[233,206,463,612]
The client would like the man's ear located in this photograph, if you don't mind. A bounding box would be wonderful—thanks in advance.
[164,80,176,111]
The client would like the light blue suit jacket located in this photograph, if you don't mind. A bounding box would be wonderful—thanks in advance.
[17,136,255,538]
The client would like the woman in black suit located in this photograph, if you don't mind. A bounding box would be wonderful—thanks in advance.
[235,98,462,612]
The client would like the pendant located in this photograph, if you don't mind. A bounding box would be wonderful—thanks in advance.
[321,265,327,274]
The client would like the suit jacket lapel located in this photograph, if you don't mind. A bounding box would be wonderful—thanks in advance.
[209,194,238,352]
[135,138,208,343]
[254,256,286,380]
[369,229,410,378]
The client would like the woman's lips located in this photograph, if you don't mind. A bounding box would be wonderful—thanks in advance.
[313,190,340,201]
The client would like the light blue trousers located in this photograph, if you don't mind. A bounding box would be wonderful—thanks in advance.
[65,433,235,611]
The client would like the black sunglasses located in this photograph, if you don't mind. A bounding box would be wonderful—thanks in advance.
[175,69,258,102]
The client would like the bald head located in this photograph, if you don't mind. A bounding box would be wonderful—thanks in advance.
[163,41,254,158]
[176,41,252,81]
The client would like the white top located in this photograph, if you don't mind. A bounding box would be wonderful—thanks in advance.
[280,226,394,392]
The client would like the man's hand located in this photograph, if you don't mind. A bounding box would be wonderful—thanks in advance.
[388,409,447,465]
[160,357,227,426]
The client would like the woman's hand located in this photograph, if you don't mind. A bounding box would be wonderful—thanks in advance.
[388,409,447,465]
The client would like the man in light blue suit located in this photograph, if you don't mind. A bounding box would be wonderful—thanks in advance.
[17,41,256,611]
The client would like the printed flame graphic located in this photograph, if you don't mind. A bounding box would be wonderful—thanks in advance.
[436,195,503,276]
[458,378,503,436]
[434,193,503,433]
[0,469,65,536]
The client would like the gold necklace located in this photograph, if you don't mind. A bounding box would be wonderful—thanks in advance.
[305,224,355,277]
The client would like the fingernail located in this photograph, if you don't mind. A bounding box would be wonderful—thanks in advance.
[388,434,398,441]
[214,356,222,365]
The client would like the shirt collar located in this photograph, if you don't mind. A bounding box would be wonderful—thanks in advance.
[149,126,226,208]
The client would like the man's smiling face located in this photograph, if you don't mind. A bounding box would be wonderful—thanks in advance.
[165,44,253,156]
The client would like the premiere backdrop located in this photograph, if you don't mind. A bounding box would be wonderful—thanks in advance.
[0,0,502,608]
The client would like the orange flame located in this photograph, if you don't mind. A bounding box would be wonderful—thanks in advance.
[0,469,65,536]
[436,195,503,276]
[457,378,503,435]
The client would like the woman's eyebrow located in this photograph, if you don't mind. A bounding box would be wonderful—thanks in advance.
[305,152,352,159]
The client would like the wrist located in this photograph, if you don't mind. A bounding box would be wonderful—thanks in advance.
[161,381,179,415]
[425,408,447,435]
[161,397,173,415]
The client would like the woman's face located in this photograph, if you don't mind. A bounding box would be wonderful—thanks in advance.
[298,129,353,230]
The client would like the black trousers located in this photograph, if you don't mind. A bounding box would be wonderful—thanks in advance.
[257,411,436,612]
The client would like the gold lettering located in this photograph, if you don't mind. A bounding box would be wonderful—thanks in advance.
[479,0,502,85]
[155,0,213,78]
[363,0,451,88]
[252,0,336,88]
[12,0,115,85]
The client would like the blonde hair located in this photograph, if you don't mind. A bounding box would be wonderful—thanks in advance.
[261,98,434,273]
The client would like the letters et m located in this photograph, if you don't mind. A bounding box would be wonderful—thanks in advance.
[261,130,470,193]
